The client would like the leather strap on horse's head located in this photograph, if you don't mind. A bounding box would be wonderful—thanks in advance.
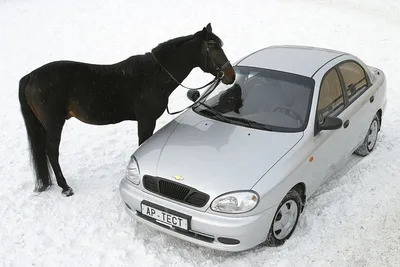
[150,39,229,115]
[151,50,222,91]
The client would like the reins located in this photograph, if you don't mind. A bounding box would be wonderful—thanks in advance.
[150,41,230,115]
[151,51,222,91]
[165,78,222,115]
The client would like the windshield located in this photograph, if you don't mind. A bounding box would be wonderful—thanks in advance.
[192,66,315,132]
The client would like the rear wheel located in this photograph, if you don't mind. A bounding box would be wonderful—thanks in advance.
[264,189,302,247]
[355,114,380,156]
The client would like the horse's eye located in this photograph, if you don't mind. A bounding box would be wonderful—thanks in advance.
[211,43,221,49]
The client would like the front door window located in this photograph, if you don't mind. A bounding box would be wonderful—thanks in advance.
[317,68,345,124]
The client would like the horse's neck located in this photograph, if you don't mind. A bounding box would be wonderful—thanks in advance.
[153,41,200,96]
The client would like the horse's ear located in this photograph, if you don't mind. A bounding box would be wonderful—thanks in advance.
[201,25,210,40]
[206,23,212,32]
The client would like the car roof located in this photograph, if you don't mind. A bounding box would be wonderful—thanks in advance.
[234,45,348,78]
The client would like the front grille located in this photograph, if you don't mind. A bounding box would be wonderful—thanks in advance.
[186,192,210,207]
[159,180,190,201]
[143,176,158,192]
[142,175,210,207]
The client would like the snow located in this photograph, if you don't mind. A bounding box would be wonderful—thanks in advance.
[1,0,400,266]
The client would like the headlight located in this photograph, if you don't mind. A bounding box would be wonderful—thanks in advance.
[125,156,140,185]
[210,191,259,214]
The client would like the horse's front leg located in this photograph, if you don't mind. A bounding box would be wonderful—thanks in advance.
[137,118,156,146]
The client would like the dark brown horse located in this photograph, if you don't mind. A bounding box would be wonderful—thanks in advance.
[18,23,236,197]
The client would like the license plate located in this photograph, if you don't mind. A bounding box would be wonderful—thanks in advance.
[141,201,190,231]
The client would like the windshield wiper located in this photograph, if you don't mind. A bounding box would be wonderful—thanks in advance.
[194,102,272,131]
[223,116,273,131]
[195,102,233,124]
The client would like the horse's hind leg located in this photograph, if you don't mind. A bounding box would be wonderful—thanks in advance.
[45,121,74,196]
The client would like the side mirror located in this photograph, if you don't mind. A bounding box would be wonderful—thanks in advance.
[187,89,200,102]
[319,116,343,130]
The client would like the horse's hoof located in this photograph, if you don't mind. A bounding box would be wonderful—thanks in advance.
[34,184,52,193]
[62,187,74,197]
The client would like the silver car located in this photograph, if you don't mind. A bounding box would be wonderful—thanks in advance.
[119,45,387,252]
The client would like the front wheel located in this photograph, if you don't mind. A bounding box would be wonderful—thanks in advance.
[264,189,302,247]
[355,114,380,157]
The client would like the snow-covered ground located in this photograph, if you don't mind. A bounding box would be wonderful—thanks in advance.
[1,0,400,266]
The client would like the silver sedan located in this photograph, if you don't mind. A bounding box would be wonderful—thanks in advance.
[119,45,387,252]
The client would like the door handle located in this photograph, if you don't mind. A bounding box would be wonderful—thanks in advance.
[343,120,350,128]
[370,95,374,103]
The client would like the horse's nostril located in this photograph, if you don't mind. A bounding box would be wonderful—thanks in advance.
[226,68,236,81]
[222,72,235,84]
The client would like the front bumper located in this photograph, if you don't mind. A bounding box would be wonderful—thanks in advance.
[119,178,278,252]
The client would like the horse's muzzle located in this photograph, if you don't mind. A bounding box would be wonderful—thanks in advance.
[221,67,236,84]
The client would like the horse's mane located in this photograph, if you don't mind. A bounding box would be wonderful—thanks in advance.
[151,29,223,55]
[152,33,197,54]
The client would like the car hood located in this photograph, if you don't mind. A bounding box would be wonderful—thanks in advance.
[136,110,303,200]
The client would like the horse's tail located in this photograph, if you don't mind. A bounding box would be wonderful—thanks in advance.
[18,74,52,191]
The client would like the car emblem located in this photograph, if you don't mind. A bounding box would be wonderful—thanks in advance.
[173,175,184,181]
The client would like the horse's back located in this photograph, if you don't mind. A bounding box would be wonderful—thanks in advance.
[21,54,156,125]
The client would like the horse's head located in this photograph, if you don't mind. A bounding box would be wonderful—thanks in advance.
[196,23,236,85]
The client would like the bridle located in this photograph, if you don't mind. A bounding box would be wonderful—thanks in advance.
[151,40,232,115]
[203,40,231,82]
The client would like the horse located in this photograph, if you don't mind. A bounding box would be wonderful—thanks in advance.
[18,23,236,197]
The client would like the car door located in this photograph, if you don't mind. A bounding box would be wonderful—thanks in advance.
[307,66,352,193]
[336,60,377,152]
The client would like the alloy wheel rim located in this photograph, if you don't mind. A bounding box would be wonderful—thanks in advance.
[273,200,298,239]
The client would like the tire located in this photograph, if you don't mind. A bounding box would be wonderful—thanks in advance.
[354,114,380,157]
[264,189,302,247]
